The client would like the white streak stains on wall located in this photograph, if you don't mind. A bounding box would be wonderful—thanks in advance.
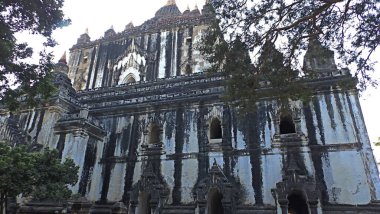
[158,31,167,79]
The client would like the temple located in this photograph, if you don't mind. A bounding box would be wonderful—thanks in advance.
[1,1,380,213]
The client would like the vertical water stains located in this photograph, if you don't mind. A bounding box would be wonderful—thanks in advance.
[100,124,118,202]
[333,93,347,131]
[345,93,360,142]
[33,108,45,144]
[222,106,232,177]
[173,108,184,204]
[56,134,66,159]
[165,31,173,78]
[197,104,209,179]
[240,108,263,205]
[28,110,39,133]
[313,97,326,145]
[78,137,97,196]
[122,116,140,203]
[324,93,336,129]
[176,29,183,76]
[303,101,329,203]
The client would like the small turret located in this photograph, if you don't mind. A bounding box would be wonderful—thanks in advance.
[125,22,134,30]
[58,51,67,65]
[303,39,339,77]
[77,28,91,44]
[190,5,201,16]
[202,0,214,15]
[104,25,116,38]
[55,52,69,75]
[183,5,190,15]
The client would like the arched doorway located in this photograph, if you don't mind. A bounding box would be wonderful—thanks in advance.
[210,118,222,139]
[280,115,296,134]
[137,191,151,214]
[207,188,224,214]
[287,193,309,214]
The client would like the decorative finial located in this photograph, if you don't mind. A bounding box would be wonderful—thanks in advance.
[186,4,190,11]
[58,51,67,64]
[166,0,176,5]
[195,4,199,10]
[110,25,114,30]
[85,28,89,35]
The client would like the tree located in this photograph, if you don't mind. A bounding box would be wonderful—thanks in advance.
[0,0,70,110]
[31,149,78,202]
[200,0,379,109]
[0,142,35,213]
[0,142,78,213]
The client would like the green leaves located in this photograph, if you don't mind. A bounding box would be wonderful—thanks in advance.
[31,149,79,201]
[207,0,379,90]
[0,141,78,206]
[0,0,70,111]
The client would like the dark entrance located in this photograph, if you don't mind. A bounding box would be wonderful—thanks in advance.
[207,188,224,214]
[138,191,151,214]
[280,115,296,134]
[210,118,222,139]
[287,193,309,214]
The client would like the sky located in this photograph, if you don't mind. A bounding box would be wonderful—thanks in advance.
[15,0,380,145]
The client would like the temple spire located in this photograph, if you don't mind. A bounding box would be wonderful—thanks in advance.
[166,0,176,5]
[85,28,89,35]
[58,51,67,65]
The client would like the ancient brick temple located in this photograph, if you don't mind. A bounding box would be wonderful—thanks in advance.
[1,0,380,213]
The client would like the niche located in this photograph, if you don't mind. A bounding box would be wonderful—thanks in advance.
[207,188,224,214]
[148,124,160,144]
[127,76,136,84]
[185,64,192,75]
[210,118,222,139]
[279,115,296,134]
[287,193,309,214]
[138,191,151,214]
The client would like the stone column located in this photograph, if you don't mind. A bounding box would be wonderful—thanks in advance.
[128,201,137,214]
[278,199,288,214]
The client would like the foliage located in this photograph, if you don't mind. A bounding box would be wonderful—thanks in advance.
[375,137,380,147]
[0,0,70,110]
[0,142,78,212]
[31,149,78,201]
[0,142,35,212]
[199,0,379,110]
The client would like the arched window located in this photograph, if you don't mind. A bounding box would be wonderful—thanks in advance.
[280,115,296,134]
[122,73,137,84]
[210,118,222,139]
[207,188,224,214]
[287,193,309,214]
[127,76,136,84]
[149,124,160,144]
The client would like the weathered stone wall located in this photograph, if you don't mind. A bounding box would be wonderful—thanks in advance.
[1,2,380,213]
